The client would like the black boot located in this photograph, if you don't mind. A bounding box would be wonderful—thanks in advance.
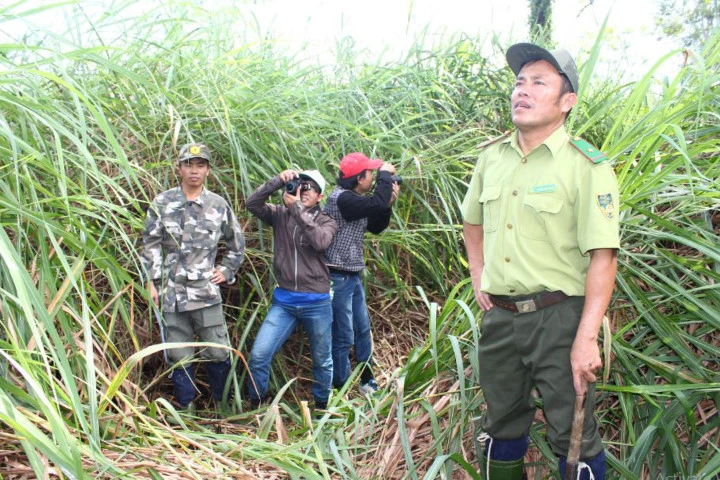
[170,364,197,408]
[559,450,606,480]
[206,358,231,402]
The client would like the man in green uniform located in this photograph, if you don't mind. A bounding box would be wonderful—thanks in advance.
[142,143,245,411]
[461,43,620,479]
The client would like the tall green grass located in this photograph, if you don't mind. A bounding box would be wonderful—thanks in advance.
[0,1,718,478]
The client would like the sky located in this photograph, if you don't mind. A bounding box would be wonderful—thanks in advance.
[2,0,684,82]
[246,0,682,80]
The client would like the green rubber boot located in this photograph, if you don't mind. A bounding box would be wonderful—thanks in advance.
[484,458,525,480]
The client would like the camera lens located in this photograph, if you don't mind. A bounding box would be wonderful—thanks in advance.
[390,175,403,185]
[285,178,301,193]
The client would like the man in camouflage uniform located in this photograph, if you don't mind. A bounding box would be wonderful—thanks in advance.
[142,143,245,410]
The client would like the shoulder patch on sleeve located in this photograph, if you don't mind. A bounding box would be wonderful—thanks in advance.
[479,130,513,149]
[569,136,607,164]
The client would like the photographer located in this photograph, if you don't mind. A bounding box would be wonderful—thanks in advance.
[324,152,400,395]
[245,169,337,411]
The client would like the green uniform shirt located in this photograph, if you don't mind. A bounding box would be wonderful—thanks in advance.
[461,127,620,296]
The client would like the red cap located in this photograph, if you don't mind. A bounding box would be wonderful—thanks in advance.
[339,152,383,179]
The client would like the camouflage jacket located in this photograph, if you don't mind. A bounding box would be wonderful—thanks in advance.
[142,187,245,312]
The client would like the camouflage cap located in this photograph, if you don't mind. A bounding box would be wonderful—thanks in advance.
[178,143,212,163]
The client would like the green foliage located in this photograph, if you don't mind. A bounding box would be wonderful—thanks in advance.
[0,1,718,479]
[656,0,720,51]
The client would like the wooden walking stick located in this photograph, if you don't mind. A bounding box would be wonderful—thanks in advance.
[564,378,588,480]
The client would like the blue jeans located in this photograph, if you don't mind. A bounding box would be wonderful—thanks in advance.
[330,271,373,388]
[246,299,333,404]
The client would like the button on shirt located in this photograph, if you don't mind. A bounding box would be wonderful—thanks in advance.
[142,187,245,312]
[461,127,620,296]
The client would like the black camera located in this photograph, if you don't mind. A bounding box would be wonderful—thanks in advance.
[285,177,301,193]
[390,175,403,185]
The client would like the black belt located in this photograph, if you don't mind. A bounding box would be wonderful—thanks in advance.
[489,291,569,313]
[328,267,359,275]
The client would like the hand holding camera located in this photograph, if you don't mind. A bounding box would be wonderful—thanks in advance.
[277,170,300,207]
[285,176,302,194]
[378,162,402,184]
[278,169,299,184]
[379,162,395,174]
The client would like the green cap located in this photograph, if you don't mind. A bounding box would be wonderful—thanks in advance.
[178,143,211,163]
[506,43,579,94]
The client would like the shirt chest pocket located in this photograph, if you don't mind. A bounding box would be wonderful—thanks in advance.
[192,220,221,248]
[520,194,564,241]
[161,218,183,249]
[479,186,502,233]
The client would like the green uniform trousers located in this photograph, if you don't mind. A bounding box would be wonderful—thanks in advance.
[478,296,603,459]
[163,303,231,363]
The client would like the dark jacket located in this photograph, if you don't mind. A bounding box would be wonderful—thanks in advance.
[246,176,337,294]
[324,170,393,271]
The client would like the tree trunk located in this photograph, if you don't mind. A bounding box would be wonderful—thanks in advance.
[528,0,554,45]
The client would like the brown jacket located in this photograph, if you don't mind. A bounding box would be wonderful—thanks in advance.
[246,176,337,294]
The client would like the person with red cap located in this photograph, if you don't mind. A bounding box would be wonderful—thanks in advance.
[324,152,400,395]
